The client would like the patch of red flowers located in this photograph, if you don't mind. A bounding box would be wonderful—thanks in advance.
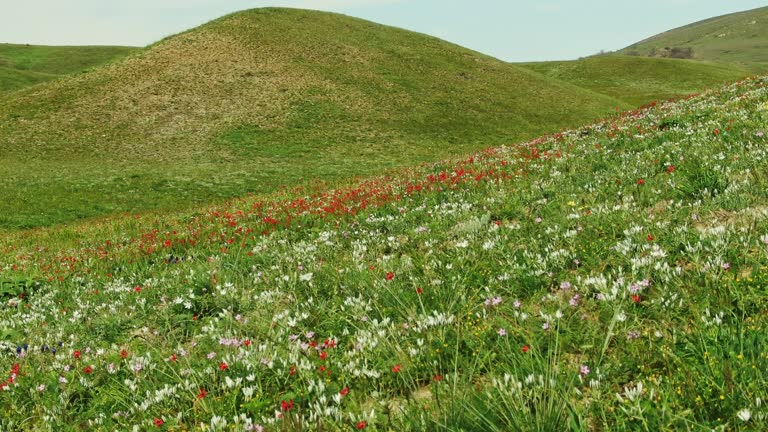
[280,399,294,412]
[1,363,20,389]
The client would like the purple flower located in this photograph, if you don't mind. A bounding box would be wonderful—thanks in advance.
[580,365,590,377]
[569,294,581,307]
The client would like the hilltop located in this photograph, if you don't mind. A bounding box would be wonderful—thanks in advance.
[0,43,137,94]
[520,54,749,106]
[620,6,768,71]
[0,8,629,230]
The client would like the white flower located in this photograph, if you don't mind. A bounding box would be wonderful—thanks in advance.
[737,408,752,422]
[299,273,313,282]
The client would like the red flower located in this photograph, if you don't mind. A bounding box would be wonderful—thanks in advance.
[197,388,207,399]
[134,285,141,293]
[73,350,81,360]
[392,364,401,373]
[714,128,720,135]
[83,365,93,374]
[666,165,675,174]
[632,294,642,304]
[340,387,349,396]
[521,345,530,353]
[386,272,395,281]
[280,399,294,412]
[169,354,177,362]
[243,339,252,347]
[154,418,164,427]
[120,349,128,359]
[219,362,229,371]
[319,351,327,360]
[433,374,443,382]
[416,287,423,295]
[647,234,654,242]
[637,179,645,185]
[356,421,367,429]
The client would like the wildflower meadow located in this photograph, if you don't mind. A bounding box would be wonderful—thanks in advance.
[1,76,768,430]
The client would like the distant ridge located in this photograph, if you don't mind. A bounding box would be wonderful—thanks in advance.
[619,6,768,71]
[0,43,137,94]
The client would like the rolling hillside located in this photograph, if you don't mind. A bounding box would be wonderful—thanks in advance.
[0,44,138,93]
[619,6,768,71]
[0,8,625,230]
[1,73,766,431]
[519,55,749,106]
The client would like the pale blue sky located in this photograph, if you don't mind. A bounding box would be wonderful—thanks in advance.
[1,1,766,62]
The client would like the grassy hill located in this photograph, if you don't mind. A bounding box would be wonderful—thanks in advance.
[619,6,768,71]
[0,73,766,430]
[0,8,627,230]
[0,44,138,94]
[520,54,750,106]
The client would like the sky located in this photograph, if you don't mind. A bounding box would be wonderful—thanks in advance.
[1,0,766,62]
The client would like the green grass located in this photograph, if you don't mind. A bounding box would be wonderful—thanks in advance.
[619,6,768,72]
[2,8,756,232]
[0,8,631,230]
[0,75,767,431]
[519,54,750,106]
[0,43,138,94]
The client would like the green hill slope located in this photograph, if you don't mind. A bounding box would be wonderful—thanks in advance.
[520,55,749,106]
[619,6,768,71]
[0,8,624,230]
[0,43,138,93]
[1,74,767,430]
